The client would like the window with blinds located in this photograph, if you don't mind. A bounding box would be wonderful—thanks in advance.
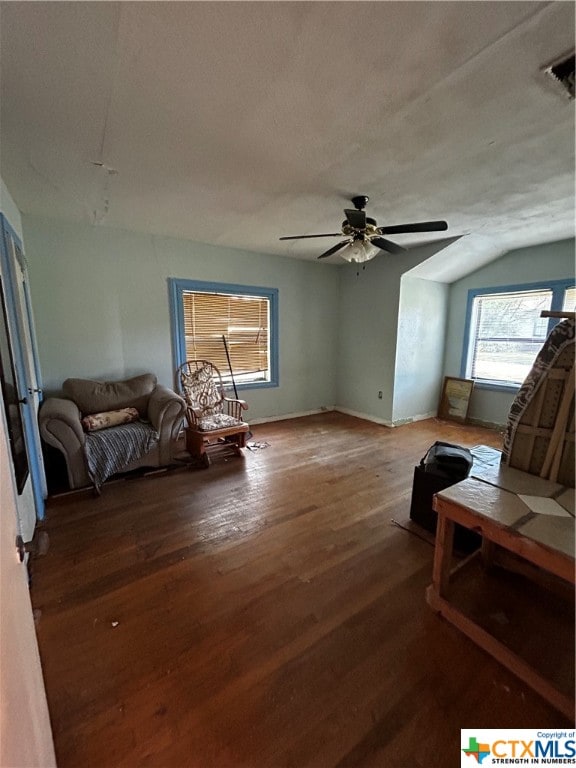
[170,279,278,389]
[563,286,576,312]
[465,282,575,387]
[182,291,270,383]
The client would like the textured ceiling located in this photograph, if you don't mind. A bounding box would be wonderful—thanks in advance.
[0,2,574,281]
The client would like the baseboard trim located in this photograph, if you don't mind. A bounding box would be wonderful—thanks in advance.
[390,411,437,427]
[334,407,437,428]
[332,407,394,428]
[467,417,505,431]
[250,407,335,426]
[252,407,459,430]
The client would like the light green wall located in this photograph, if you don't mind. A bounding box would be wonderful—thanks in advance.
[444,238,575,426]
[22,212,574,430]
[336,258,399,421]
[23,216,340,421]
[393,276,448,423]
[336,241,453,424]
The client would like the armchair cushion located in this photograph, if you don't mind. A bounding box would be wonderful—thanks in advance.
[81,407,140,432]
[63,373,157,416]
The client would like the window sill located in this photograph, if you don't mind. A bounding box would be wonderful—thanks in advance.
[472,380,521,393]
[230,380,278,392]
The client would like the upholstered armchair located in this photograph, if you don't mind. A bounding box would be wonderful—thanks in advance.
[39,374,186,490]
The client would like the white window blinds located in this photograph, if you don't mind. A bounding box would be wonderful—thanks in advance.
[469,289,553,385]
[182,291,270,382]
[563,286,576,312]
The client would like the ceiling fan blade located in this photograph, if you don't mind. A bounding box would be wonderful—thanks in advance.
[371,236,406,255]
[344,209,366,229]
[279,233,342,240]
[378,220,448,235]
[318,240,350,259]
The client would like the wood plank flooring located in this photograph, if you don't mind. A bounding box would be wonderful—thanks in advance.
[30,414,574,768]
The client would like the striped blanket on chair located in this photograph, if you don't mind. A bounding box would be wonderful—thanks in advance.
[84,421,158,492]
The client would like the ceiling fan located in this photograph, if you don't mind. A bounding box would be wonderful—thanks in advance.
[279,196,448,263]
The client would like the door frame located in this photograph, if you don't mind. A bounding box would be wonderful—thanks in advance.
[0,213,45,521]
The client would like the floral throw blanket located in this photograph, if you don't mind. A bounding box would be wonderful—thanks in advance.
[84,421,158,491]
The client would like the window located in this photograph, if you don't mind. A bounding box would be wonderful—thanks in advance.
[462,280,575,388]
[169,279,278,389]
[563,285,576,312]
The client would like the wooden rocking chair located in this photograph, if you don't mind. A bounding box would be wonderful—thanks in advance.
[177,360,249,467]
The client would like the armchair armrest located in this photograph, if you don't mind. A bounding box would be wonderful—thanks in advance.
[39,397,85,446]
[39,398,89,489]
[147,386,186,463]
[184,406,202,428]
[223,397,248,422]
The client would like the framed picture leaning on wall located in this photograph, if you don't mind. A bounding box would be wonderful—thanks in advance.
[437,376,474,423]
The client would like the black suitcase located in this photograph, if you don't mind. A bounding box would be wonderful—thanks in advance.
[409,441,480,554]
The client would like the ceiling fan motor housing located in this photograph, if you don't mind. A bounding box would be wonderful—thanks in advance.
[351,195,369,210]
[342,217,377,235]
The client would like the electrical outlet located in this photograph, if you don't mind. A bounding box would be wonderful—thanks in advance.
[378,391,383,399]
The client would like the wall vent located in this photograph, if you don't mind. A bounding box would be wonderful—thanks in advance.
[543,52,575,100]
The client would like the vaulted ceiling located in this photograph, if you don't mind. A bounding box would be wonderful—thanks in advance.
[1,2,574,281]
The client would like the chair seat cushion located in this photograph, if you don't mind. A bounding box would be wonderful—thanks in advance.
[198,413,246,431]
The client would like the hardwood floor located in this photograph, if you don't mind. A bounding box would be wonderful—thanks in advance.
[30,414,574,768]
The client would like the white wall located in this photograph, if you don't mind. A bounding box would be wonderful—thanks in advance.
[392,276,448,423]
[23,216,340,422]
[444,238,575,426]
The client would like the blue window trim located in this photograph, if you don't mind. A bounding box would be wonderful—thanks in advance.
[460,278,575,391]
[168,278,279,390]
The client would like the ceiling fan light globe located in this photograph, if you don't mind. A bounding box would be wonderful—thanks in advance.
[339,240,379,263]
